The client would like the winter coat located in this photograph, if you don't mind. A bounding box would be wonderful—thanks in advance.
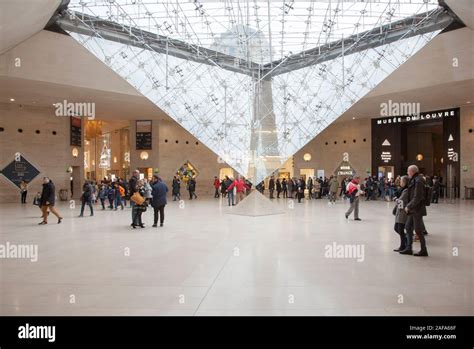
[40,181,56,206]
[227,179,249,193]
[394,188,409,224]
[329,178,339,193]
[151,181,168,207]
[406,173,427,216]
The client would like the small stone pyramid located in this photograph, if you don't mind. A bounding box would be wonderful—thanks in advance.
[227,190,285,217]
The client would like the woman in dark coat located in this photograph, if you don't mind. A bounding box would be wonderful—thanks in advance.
[172,176,181,201]
[39,177,62,225]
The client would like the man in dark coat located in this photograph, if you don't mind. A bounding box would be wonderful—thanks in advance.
[39,177,63,225]
[400,165,428,256]
[151,176,169,227]
[128,170,140,225]
[431,176,440,204]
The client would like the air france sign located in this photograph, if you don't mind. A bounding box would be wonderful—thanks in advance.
[375,109,456,125]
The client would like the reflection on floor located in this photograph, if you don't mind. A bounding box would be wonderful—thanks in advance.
[0,196,472,316]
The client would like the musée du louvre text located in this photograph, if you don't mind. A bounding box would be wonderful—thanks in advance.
[376,109,456,125]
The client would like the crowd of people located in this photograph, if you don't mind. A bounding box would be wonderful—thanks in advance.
[31,165,436,255]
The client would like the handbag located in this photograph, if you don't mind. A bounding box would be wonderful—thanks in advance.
[130,192,145,205]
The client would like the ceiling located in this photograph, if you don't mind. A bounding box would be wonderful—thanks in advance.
[0,0,60,55]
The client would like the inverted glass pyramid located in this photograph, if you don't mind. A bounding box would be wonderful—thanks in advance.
[60,0,451,184]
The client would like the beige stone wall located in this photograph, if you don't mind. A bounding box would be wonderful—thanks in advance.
[460,105,474,199]
[294,118,372,179]
[0,102,84,203]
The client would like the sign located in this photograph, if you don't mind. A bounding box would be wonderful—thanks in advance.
[70,116,82,147]
[334,153,355,176]
[375,108,457,125]
[0,154,41,189]
[317,169,325,179]
[381,151,392,163]
[136,120,152,150]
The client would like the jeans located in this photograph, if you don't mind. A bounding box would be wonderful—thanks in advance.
[227,191,234,206]
[405,214,428,253]
[153,205,165,225]
[114,195,124,209]
[345,197,359,219]
[130,201,138,225]
[80,199,93,216]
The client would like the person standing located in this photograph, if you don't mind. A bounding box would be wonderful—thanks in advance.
[287,177,293,198]
[281,178,287,198]
[345,176,364,221]
[306,176,313,200]
[393,176,409,252]
[296,177,305,203]
[213,176,221,198]
[226,175,249,204]
[128,169,140,226]
[131,180,147,229]
[269,176,275,199]
[328,176,339,204]
[223,176,234,206]
[20,180,28,204]
[399,165,429,257]
[431,176,440,204]
[38,177,63,225]
[99,184,107,210]
[276,178,282,198]
[314,178,321,199]
[79,180,94,217]
[172,176,181,201]
[151,176,168,227]
[188,177,197,200]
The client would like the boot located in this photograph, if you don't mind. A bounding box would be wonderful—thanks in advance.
[414,233,428,256]
[393,234,406,252]
[399,232,413,255]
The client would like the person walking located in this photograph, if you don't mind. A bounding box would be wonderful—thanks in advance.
[38,177,63,225]
[151,176,168,227]
[114,182,125,210]
[172,176,181,201]
[213,176,221,198]
[399,165,429,257]
[143,178,153,205]
[345,176,364,221]
[79,180,94,217]
[392,176,409,252]
[98,184,107,210]
[269,176,275,199]
[328,175,339,204]
[20,180,28,204]
[188,177,197,200]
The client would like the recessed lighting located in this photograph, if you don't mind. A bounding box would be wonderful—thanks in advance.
[352,117,356,120]
[9,98,15,102]
[467,101,471,104]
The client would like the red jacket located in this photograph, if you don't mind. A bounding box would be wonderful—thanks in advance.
[227,179,249,193]
[213,179,221,188]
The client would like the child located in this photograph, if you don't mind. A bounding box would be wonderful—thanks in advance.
[393,176,409,252]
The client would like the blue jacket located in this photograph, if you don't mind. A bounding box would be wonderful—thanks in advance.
[151,181,168,207]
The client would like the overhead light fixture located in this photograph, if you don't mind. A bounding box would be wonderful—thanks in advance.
[303,153,312,162]
[10,98,15,102]
[467,101,471,104]
[416,154,423,161]
[72,147,79,158]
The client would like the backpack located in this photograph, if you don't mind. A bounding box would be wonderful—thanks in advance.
[424,186,433,207]
[119,185,125,197]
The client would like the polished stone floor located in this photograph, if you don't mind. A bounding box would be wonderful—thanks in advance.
[0,195,472,316]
